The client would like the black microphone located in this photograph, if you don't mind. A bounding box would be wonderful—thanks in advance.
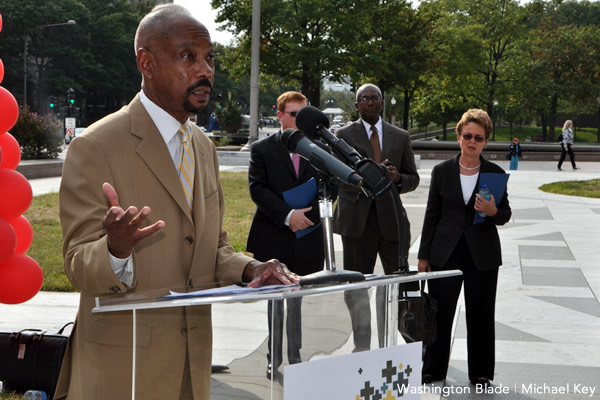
[295,106,392,198]
[296,106,364,167]
[281,129,363,188]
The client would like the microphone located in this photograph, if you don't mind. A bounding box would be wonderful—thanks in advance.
[295,106,392,198]
[281,129,363,188]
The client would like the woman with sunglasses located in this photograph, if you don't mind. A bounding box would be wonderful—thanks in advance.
[417,109,512,388]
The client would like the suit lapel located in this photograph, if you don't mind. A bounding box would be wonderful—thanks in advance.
[355,120,375,160]
[129,97,193,223]
[380,122,395,161]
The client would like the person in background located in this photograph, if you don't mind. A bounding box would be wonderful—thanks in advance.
[508,137,521,170]
[418,109,511,388]
[557,120,578,171]
[247,91,328,380]
[333,83,419,351]
[56,5,298,399]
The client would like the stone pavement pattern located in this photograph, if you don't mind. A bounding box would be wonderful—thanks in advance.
[1,156,600,399]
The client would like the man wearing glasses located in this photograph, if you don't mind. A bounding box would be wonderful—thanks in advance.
[333,83,420,351]
[247,91,328,379]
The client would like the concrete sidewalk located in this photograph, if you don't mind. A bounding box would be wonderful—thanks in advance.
[2,158,600,399]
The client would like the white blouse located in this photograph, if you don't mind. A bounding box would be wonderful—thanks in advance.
[460,173,479,205]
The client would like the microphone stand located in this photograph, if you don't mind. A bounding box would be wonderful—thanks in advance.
[387,184,420,300]
[299,175,364,286]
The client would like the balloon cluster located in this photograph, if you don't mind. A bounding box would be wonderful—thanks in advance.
[0,13,44,304]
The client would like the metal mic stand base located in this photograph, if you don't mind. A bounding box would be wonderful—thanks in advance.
[300,269,365,287]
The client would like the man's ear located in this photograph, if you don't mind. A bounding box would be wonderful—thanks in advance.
[136,48,153,80]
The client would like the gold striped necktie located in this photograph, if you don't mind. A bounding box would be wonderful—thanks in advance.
[178,123,195,209]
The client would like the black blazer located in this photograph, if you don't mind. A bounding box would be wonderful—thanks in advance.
[417,154,512,271]
[246,131,328,275]
[333,119,420,243]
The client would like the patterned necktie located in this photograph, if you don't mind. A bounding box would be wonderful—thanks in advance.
[292,153,301,177]
[177,123,195,209]
[370,125,382,163]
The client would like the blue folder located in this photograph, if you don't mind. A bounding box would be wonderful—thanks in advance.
[282,177,321,238]
[473,173,510,224]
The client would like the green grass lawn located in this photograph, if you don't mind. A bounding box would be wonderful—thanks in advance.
[539,179,600,198]
[24,172,256,293]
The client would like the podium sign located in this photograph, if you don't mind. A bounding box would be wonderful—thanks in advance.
[285,343,422,399]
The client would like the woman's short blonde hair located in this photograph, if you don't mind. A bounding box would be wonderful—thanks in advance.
[563,120,573,130]
[456,109,493,139]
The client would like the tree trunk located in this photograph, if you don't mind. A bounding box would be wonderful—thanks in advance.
[548,93,559,142]
[442,122,447,140]
[540,111,547,141]
[402,89,410,131]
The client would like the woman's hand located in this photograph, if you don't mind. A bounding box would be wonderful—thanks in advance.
[418,259,431,272]
[475,193,497,217]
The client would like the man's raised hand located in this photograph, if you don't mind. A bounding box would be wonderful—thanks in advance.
[102,182,165,258]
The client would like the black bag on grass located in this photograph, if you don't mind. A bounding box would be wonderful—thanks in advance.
[0,322,72,398]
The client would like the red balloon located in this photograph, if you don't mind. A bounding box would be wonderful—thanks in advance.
[9,215,33,254]
[0,13,2,32]
[0,87,19,134]
[0,254,43,304]
[0,169,33,220]
[0,146,3,166]
[0,132,21,169]
[0,217,16,263]
[0,58,4,84]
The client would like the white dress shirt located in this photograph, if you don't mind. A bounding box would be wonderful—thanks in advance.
[361,117,383,152]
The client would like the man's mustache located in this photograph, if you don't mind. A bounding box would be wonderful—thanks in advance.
[187,79,213,93]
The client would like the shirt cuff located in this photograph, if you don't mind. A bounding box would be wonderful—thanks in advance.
[284,209,295,226]
[109,252,134,287]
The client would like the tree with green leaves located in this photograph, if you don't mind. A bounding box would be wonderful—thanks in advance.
[520,17,600,140]
[212,0,355,107]
[0,0,151,125]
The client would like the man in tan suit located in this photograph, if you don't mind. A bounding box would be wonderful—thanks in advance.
[56,5,298,399]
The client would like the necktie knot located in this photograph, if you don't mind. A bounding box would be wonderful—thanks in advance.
[179,123,192,143]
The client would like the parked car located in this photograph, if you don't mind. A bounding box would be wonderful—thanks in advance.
[65,127,86,145]
[330,124,341,133]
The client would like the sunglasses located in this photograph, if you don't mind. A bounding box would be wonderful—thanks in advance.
[461,133,486,143]
[283,111,298,117]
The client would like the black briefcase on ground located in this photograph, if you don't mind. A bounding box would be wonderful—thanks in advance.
[398,282,438,346]
[0,322,72,398]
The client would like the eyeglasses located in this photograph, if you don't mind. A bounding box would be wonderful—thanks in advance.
[283,111,298,117]
[357,96,383,104]
[461,133,486,143]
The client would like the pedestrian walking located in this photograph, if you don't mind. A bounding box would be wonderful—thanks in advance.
[557,120,578,170]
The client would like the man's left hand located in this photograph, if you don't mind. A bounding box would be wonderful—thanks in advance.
[243,259,300,288]
[384,159,401,184]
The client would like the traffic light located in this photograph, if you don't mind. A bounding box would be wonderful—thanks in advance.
[67,88,75,105]
[49,96,57,108]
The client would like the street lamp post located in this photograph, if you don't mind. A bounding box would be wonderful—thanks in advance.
[492,99,498,141]
[390,97,397,126]
[23,20,76,108]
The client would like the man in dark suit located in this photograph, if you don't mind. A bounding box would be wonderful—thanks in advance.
[333,83,419,350]
[247,91,325,379]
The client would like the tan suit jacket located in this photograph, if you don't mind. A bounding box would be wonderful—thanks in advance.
[56,94,252,399]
